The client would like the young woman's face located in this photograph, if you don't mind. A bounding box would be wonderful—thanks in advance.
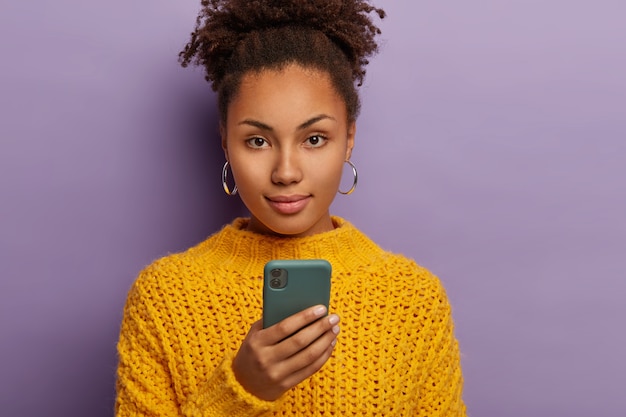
[222,64,355,237]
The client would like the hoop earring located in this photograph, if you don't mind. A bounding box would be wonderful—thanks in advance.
[339,160,358,195]
[222,161,238,196]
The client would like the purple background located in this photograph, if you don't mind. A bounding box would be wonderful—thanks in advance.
[1,1,625,416]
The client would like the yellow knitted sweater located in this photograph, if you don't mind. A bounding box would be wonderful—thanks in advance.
[115,217,466,416]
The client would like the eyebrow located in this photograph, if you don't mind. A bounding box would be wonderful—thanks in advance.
[238,114,336,132]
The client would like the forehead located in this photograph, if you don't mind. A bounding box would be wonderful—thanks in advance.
[227,64,347,125]
[242,63,328,83]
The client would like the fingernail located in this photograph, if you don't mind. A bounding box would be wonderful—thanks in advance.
[328,314,339,325]
[314,305,327,317]
[332,325,340,335]
[331,338,337,347]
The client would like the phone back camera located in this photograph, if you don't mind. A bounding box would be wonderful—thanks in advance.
[269,269,287,289]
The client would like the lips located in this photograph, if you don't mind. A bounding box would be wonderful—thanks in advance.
[266,195,311,215]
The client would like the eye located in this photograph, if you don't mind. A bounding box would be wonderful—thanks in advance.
[246,137,269,149]
[304,135,327,148]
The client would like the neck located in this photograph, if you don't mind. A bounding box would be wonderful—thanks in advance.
[194,217,384,277]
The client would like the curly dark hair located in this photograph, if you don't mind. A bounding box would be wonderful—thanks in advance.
[179,0,385,122]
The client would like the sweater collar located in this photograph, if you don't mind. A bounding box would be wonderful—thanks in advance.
[198,216,384,276]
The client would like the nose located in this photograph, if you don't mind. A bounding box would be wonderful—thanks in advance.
[271,149,303,186]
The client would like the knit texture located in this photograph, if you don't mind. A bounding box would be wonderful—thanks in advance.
[115,217,466,416]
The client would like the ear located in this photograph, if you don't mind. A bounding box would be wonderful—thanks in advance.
[345,121,356,161]
[220,122,229,161]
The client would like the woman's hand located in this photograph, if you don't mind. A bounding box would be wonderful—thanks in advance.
[232,305,340,401]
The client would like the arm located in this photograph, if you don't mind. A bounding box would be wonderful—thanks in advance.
[412,275,466,417]
[115,276,276,417]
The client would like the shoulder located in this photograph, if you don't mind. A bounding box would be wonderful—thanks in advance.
[337,219,443,288]
[373,252,447,295]
[372,255,456,335]
[344,234,451,313]
[125,218,252,304]
[123,252,188,309]
[127,233,223,300]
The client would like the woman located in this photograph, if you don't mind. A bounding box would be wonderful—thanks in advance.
[115,1,466,415]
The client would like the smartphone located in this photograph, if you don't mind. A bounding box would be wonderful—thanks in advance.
[262,259,331,329]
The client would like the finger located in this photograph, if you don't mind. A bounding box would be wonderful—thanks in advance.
[240,319,264,346]
[275,313,339,359]
[263,305,329,345]
[279,330,338,389]
[249,319,263,333]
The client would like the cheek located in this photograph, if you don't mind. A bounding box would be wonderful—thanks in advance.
[231,161,262,191]
[308,158,344,189]
[227,153,258,190]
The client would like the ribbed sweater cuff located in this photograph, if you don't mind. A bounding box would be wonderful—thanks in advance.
[183,354,276,417]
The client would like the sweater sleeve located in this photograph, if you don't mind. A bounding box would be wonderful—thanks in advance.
[413,274,466,417]
[115,275,276,417]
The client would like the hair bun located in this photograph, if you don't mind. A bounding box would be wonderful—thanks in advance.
[180,0,385,86]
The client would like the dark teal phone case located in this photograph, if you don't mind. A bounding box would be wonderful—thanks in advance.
[262,259,331,328]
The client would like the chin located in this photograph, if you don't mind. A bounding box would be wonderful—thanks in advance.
[251,215,329,238]
[265,222,314,238]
